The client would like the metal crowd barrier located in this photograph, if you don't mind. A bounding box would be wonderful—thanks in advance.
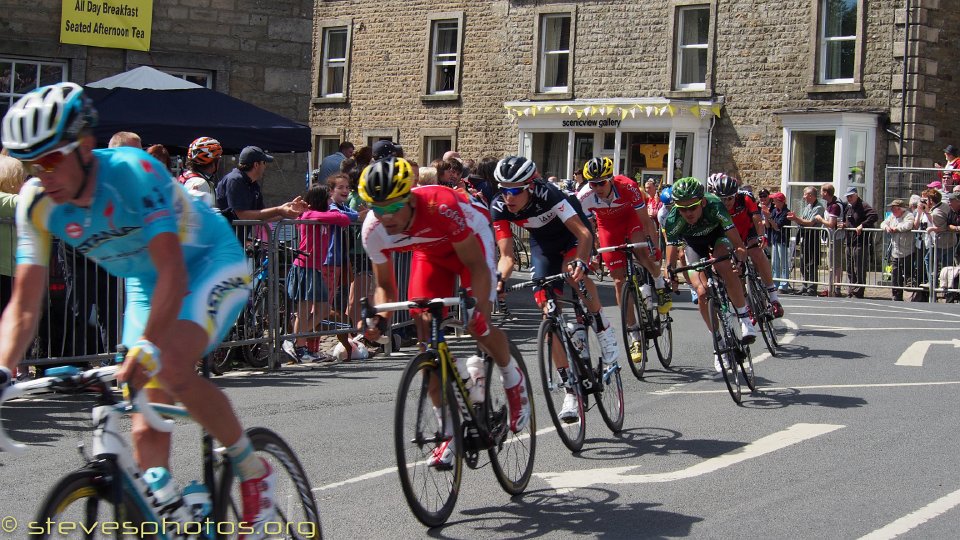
[778,224,959,302]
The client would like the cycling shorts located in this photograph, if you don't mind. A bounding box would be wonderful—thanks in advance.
[683,226,732,265]
[406,226,496,314]
[596,211,643,271]
[530,236,579,304]
[122,248,251,388]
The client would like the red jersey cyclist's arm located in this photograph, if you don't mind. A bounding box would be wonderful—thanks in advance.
[725,226,747,250]
[370,260,398,319]
[0,264,48,371]
[452,235,493,313]
[142,233,188,345]
[636,206,659,241]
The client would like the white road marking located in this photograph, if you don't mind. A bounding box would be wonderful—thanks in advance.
[787,313,956,323]
[858,487,960,540]
[805,326,957,332]
[894,339,960,367]
[752,318,798,365]
[535,423,843,494]
[652,380,960,395]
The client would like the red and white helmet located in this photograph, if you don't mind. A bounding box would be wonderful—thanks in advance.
[187,136,222,166]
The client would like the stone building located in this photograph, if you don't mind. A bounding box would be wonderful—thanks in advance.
[311,0,960,207]
[0,0,314,204]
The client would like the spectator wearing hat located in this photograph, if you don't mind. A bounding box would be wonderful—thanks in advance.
[215,146,306,228]
[766,192,791,291]
[935,144,960,191]
[317,141,355,185]
[371,140,403,161]
[815,183,845,296]
[787,186,826,295]
[946,192,960,265]
[882,199,917,301]
[839,187,878,298]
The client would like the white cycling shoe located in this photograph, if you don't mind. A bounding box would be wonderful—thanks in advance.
[596,324,622,364]
[558,392,579,423]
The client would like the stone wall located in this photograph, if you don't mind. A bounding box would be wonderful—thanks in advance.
[312,0,959,192]
[0,0,314,204]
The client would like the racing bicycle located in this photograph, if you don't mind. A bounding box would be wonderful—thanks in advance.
[0,353,322,539]
[741,239,780,356]
[673,253,757,404]
[366,290,536,527]
[510,273,624,452]
[596,241,673,380]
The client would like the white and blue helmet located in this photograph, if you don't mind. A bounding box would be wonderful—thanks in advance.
[1,82,97,160]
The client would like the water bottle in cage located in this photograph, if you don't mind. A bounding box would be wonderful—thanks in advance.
[466,355,486,403]
[640,283,654,310]
[566,321,586,353]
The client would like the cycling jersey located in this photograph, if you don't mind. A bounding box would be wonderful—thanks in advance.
[726,191,761,240]
[662,193,735,246]
[16,147,250,355]
[491,180,591,255]
[361,184,496,303]
[577,175,646,270]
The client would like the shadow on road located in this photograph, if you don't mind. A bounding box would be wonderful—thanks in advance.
[745,387,868,410]
[573,426,745,462]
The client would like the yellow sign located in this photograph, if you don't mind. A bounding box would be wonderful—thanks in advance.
[60,0,153,52]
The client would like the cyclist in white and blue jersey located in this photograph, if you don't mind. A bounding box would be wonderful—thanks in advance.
[0,83,280,538]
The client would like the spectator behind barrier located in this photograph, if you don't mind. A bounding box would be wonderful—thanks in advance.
[934,144,960,191]
[882,199,917,301]
[418,166,438,186]
[145,144,172,174]
[0,155,26,314]
[839,187,878,298]
[919,189,958,290]
[786,186,825,296]
[215,146,306,227]
[767,192,791,291]
[107,130,141,149]
[317,141,355,186]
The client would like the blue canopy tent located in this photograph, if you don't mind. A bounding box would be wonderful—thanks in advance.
[83,67,310,154]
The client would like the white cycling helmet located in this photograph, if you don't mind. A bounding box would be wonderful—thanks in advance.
[1,82,97,160]
[494,156,538,185]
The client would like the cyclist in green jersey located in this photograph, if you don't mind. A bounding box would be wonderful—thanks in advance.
[662,178,757,371]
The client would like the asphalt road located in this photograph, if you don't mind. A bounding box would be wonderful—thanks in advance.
[2,278,960,539]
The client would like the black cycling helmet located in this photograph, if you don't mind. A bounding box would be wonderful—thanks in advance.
[358,157,414,203]
[494,156,538,185]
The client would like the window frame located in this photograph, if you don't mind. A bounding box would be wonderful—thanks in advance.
[422,12,465,101]
[314,19,352,104]
[666,1,715,98]
[807,0,865,93]
[531,5,576,101]
[311,128,345,169]
[420,128,458,164]
[780,112,878,206]
[0,57,68,114]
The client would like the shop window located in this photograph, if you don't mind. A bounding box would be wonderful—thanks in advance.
[425,15,463,96]
[537,13,571,94]
[424,137,453,164]
[531,132,568,180]
[0,58,67,118]
[818,0,858,83]
[674,6,710,90]
[319,24,350,98]
[158,68,213,88]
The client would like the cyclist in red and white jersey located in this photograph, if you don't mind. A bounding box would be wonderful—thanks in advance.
[176,136,221,206]
[577,157,671,363]
[707,173,784,317]
[359,157,529,468]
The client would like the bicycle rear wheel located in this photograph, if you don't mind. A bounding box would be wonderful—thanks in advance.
[747,274,777,357]
[537,318,586,452]
[487,341,536,496]
[394,353,462,527]
[708,297,742,404]
[620,283,648,380]
[739,345,758,393]
[653,312,673,368]
[35,468,149,539]
[216,427,323,539]
[586,320,624,433]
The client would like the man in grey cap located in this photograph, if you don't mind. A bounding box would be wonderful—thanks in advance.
[882,199,916,300]
[839,187,878,297]
[215,146,305,231]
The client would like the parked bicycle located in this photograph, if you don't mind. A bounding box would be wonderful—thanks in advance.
[672,254,757,404]
[741,239,780,356]
[597,241,673,380]
[0,353,322,539]
[366,290,536,527]
[510,273,624,453]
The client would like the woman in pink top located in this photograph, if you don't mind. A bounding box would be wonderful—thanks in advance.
[282,185,351,362]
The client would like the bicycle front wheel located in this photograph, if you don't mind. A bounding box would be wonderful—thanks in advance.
[35,468,149,539]
[586,320,624,433]
[487,341,536,496]
[394,353,462,527]
[620,283,648,380]
[537,319,586,452]
[747,275,777,357]
[708,297,742,404]
[653,311,674,368]
[216,427,323,539]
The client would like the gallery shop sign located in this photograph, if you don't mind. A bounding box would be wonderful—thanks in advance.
[560,118,622,128]
[61,0,153,52]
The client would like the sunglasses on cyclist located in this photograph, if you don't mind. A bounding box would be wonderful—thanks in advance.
[499,184,528,196]
[26,141,81,174]
[588,177,610,185]
[722,195,737,202]
[675,199,703,212]
[370,196,409,216]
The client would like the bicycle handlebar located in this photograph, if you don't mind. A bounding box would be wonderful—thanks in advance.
[507,272,570,292]
[596,241,650,254]
[0,364,175,455]
[672,252,735,275]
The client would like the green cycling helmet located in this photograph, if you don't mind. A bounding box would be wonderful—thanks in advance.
[671,177,705,201]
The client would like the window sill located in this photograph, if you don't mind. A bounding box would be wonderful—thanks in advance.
[805,83,862,94]
[664,89,713,100]
[420,93,460,102]
[530,91,573,101]
[311,96,348,105]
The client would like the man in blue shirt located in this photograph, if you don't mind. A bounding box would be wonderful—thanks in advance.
[215,146,305,235]
[316,141,354,184]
